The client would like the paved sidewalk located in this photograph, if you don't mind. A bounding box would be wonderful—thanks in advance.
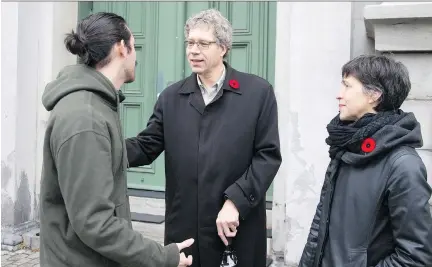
[1,249,40,267]
[1,248,285,267]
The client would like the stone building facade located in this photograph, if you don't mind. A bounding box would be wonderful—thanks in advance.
[1,2,431,265]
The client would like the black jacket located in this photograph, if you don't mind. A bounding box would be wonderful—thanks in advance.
[299,112,432,267]
[126,62,282,267]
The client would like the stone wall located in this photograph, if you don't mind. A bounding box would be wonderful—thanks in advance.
[1,2,78,250]
[272,2,352,265]
[272,2,432,266]
[364,2,432,202]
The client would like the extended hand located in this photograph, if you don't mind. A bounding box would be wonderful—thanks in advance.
[216,199,240,246]
[176,238,194,267]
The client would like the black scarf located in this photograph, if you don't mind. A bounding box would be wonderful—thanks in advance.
[325,110,405,159]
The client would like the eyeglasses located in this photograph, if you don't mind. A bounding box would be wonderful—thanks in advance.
[185,40,217,50]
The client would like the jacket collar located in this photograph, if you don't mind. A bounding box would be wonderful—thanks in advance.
[179,61,242,95]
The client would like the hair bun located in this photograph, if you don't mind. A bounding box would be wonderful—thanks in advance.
[64,30,87,57]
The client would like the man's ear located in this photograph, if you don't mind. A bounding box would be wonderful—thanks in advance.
[115,40,127,58]
[220,45,227,58]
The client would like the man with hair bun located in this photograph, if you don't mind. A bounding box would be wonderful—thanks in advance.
[40,12,193,267]
[126,9,282,267]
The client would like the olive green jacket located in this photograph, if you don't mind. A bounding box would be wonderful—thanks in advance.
[40,65,179,267]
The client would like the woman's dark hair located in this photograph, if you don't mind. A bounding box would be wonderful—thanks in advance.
[342,54,411,112]
[64,12,132,68]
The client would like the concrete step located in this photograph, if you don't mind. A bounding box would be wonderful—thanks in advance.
[132,221,165,245]
[129,192,273,256]
[129,195,273,233]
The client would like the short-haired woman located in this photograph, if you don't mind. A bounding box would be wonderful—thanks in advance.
[299,55,432,267]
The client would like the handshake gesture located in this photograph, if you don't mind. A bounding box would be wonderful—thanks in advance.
[176,238,194,266]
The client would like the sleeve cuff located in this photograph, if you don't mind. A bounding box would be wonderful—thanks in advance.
[224,182,253,220]
[163,243,179,267]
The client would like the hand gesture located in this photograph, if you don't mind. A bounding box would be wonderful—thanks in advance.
[176,238,194,267]
[216,200,240,246]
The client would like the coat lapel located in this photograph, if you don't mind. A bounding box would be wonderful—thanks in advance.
[209,62,242,105]
[189,91,206,115]
[178,74,206,115]
[178,62,242,114]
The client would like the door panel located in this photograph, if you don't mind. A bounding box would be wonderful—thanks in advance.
[81,2,275,199]
[92,2,165,191]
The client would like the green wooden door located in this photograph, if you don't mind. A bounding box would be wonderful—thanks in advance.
[80,2,276,199]
[89,2,166,191]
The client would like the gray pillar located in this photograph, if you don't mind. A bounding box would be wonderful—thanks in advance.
[272,2,352,265]
[1,2,78,251]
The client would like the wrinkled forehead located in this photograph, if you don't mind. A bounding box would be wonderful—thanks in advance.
[187,23,216,41]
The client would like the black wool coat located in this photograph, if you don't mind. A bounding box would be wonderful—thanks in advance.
[126,62,282,267]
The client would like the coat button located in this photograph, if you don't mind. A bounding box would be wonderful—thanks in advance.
[249,194,255,202]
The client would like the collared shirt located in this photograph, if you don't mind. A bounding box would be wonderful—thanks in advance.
[197,66,226,106]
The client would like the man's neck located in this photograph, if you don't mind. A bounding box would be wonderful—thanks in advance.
[198,63,225,88]
[97,65,123,90]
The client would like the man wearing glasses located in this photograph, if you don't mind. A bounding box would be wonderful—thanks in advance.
[126,9,281,267]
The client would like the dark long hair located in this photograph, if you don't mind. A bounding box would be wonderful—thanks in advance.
[64,12,132,68]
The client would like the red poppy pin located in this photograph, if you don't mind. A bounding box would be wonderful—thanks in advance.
[229,79,239,89]
[361,138,376,153]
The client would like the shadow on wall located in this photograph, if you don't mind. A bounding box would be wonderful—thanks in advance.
[1,161,32,227]
[1,161,14,226]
